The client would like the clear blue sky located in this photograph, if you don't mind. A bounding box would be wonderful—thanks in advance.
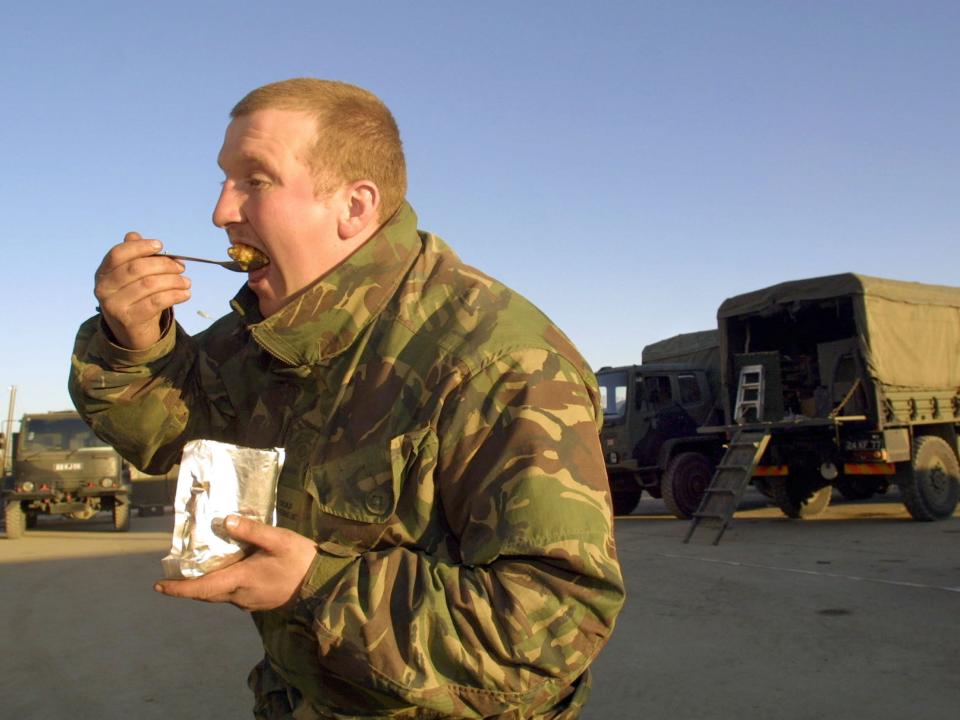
[2,1,958,420]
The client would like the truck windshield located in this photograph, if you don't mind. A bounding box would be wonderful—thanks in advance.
[22,417,105,452]
[598,371,628,417]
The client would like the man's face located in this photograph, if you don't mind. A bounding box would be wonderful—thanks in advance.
[213,108,346,317]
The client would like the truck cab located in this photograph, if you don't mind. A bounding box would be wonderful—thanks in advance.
[2,411,131,537]
[598,363,723,516]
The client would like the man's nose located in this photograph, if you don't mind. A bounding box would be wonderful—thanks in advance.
[212,183,241,228]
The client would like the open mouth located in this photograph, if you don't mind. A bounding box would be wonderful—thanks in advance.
[226,243,271,272]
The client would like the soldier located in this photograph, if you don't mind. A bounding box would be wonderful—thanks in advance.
[70,78,624,719]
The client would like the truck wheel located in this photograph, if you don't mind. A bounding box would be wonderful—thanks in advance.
[837,476,881,501]
[662,452,714,520]
[611,488,642,516]
[5,501,26,539]
[113,499,131,532]
[26,511,39,529]
[897,435,960,521]
[771,479,832,518]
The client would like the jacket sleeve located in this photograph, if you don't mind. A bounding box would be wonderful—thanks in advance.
[68,313,230,473]
[293,348,626,717]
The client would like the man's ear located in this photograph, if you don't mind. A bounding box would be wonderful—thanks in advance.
[338,180,380,240]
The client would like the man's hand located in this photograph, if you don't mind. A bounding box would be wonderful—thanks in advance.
[95,231,191,349]
[154,515,318,612]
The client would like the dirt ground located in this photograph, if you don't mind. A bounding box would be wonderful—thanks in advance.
[1,490,958,719]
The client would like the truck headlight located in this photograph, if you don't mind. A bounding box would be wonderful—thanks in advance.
[19,481,35,492]
[100,477,115,488]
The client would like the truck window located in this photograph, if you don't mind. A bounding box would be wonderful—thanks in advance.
[22,418,103,452]
[643,376,673,409]
[598,370,628,417]
[678,374,701,404]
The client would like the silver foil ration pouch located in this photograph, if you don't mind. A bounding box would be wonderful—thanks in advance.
[161,439,284,579]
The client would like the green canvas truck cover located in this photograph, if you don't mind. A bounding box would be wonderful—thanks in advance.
[717,273,960,393]
[642,329,720,368]
[642,330,721,400]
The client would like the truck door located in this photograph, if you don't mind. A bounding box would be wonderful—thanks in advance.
[677,372,715,427]
[634,374,694,463]
[655,375,699,438]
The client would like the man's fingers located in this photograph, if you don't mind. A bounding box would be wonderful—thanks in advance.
[99,234,163,274]
[153,523,318,611]
[97,252,184,294]
[154,570,241,604]
[121,285,193,319]
[222,514,283,552]
[97,276,191,332]
[91,231,190,350]
[95,238,190,330]
[96,263,190,305]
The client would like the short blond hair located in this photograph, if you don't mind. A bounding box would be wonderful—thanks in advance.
[231,78,407,220]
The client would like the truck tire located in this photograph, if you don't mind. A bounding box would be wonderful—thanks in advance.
[897,435,960,521]
[611,487,642,516]
[113,499,131,532]
[770,479,832,518]
[5,501,26,539]
[662,452,714,520]
[26,511,39,529]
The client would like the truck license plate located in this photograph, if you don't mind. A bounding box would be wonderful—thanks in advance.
[844,435,883,452]
[54,462,82,471]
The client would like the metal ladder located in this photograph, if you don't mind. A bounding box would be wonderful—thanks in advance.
[683,429,772,545]
[734,364,765,423]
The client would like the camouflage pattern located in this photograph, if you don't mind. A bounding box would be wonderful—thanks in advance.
[70,202,625,719]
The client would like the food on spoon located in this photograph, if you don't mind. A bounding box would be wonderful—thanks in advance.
[227,243,270,271]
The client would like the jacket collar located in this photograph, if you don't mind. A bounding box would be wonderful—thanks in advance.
[229,202,421,367]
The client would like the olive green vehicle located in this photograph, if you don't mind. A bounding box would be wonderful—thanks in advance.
[2,410,132,538]
[598,331,727,518]
[688,273,960,542]
[127,463,178,517]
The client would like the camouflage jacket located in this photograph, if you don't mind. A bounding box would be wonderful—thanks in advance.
[70,203,625,719]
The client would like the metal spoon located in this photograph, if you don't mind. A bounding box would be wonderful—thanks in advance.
[162,253,265,273]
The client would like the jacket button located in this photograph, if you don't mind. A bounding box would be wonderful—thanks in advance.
[365,488,390,516]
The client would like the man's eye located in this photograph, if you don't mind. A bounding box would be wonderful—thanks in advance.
[247,177,271,189]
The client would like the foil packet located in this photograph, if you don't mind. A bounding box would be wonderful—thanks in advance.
[161,439,285,579]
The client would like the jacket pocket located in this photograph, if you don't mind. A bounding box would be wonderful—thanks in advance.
[305,427,437,549]
[308,445,398,524]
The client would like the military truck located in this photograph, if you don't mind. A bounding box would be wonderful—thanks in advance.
[2,410,131,538]
[128,464,178,516]
[691,273,960,536]
[598,330,728,517]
